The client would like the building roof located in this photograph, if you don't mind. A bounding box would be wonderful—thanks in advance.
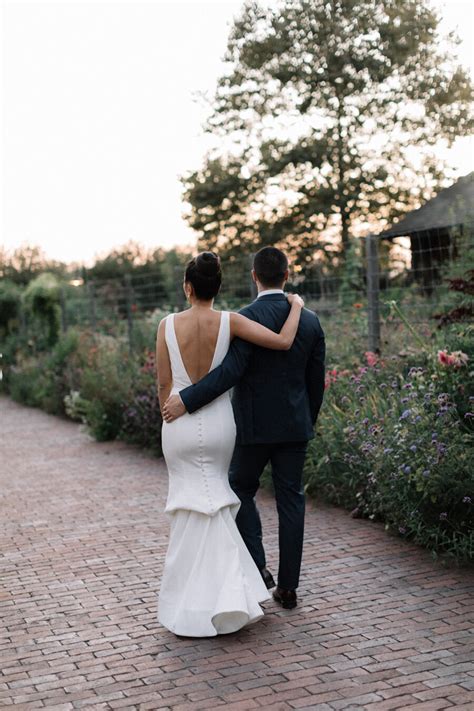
[377,172,474,238]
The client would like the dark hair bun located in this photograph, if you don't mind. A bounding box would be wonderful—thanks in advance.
[196,251,221,276]
[184,251,222,300]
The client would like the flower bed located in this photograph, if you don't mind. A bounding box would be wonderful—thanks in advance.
[305,339,473,563]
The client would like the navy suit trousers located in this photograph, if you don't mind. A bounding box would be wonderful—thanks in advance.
[228,441,308,591]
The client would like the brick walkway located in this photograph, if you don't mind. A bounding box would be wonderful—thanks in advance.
[1,396,473,711]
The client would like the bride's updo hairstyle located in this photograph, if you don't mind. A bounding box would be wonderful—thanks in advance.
[184,251,222,300]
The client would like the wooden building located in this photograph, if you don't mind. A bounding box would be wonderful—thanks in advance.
[377,172,473,291]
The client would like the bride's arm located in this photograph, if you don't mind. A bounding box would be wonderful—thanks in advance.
[156,318,173,410]
[230,294,304,350]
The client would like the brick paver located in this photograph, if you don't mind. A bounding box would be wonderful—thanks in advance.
[1,396,473,710]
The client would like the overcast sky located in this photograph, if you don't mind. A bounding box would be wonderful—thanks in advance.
[1,0,473,266]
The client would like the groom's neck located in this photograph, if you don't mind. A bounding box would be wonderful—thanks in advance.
[256,282,286,293]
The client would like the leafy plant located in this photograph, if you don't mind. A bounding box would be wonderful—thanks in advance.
[306,350,473,563]
[22,272,61,349]
[183,0,473,265]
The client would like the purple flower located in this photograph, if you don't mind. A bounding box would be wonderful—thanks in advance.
[439,512,448,520]
[409,445,417,452]
[384,447,393,454]
[464,412,474,419]
[422,470,430,477]
[403,465,411,474]
[400,409,411,420]
[401,397,409,403]
[398,526,406,534]
[463,496,472,504]
[415,415,422,422]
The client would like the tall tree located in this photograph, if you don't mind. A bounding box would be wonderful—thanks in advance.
[0,245,67,285]
[182,0,473,268]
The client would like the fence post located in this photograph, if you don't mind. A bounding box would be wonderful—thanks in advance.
[87,281,96,331]
[60,285,67,333]
[124,274,134,353]
[366,234,381,353]
[249,254,257,300]
[174,266,186,310]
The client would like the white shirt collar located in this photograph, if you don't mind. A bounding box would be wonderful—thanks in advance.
[256,288,285,298]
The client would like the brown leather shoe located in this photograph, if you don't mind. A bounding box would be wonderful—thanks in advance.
[272,586,297,609]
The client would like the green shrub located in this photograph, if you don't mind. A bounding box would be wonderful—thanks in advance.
[306,348,473,563]
[119,348,162,453]
[8,361,46,407]
[0,280,21,336]
[22,273,61,349]
[77,334,134,441]
[6,329,82,415]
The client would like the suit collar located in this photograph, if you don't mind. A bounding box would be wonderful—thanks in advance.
[257,288,285,298]
[254,293,287,302]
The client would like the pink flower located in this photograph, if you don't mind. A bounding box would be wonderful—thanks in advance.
[437,350,469,368]
[325,369,338,389]
[451,350,469,367]
[365,351,379,367]
[437,350,451,366]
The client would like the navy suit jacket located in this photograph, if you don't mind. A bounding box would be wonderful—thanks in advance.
[179,293,326,445]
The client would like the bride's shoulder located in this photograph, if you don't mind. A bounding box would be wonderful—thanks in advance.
[157,311,173,333]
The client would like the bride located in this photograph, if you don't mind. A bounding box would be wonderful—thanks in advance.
[156,251,303,637]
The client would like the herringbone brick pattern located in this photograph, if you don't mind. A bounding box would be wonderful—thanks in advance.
[1,396,473,710]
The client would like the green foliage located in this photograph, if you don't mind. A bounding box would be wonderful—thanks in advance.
[7,329,81,414]
[305,347,473,563]
[76,335,133,441]
[0,280,22,336]
[22,273,61,348]
[433,234,474,327]
[8,361,46,408]
[64,390,89,422]
[338,240,364,307]
[120,349,162,452]
[183,0,473,264]
[0,245,68,286]
[84,242,193,315]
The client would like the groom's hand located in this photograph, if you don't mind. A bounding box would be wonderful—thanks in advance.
[162,394,186,423]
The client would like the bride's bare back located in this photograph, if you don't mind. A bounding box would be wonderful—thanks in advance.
[156,296,303,412]
[173,308,222,383]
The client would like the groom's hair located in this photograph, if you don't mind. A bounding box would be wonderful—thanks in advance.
[253,247,289,288]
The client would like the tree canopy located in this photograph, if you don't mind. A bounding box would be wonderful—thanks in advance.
[182,0,473,269]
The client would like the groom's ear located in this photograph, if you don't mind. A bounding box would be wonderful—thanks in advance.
[283,269,289,283]
[251,269,257,284]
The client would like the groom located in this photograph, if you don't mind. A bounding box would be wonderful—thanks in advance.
[163,247,325,609]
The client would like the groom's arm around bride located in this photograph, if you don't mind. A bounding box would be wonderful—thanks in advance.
[163,268,325,442]
[162,246,325,607]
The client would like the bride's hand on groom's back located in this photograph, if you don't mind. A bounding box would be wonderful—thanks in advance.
[286,293,304,308]
[162,394,186,423]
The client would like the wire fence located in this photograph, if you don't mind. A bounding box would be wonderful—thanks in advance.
[38,224,473,357]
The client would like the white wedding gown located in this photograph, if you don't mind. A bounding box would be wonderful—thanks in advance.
[158,311,270,637]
